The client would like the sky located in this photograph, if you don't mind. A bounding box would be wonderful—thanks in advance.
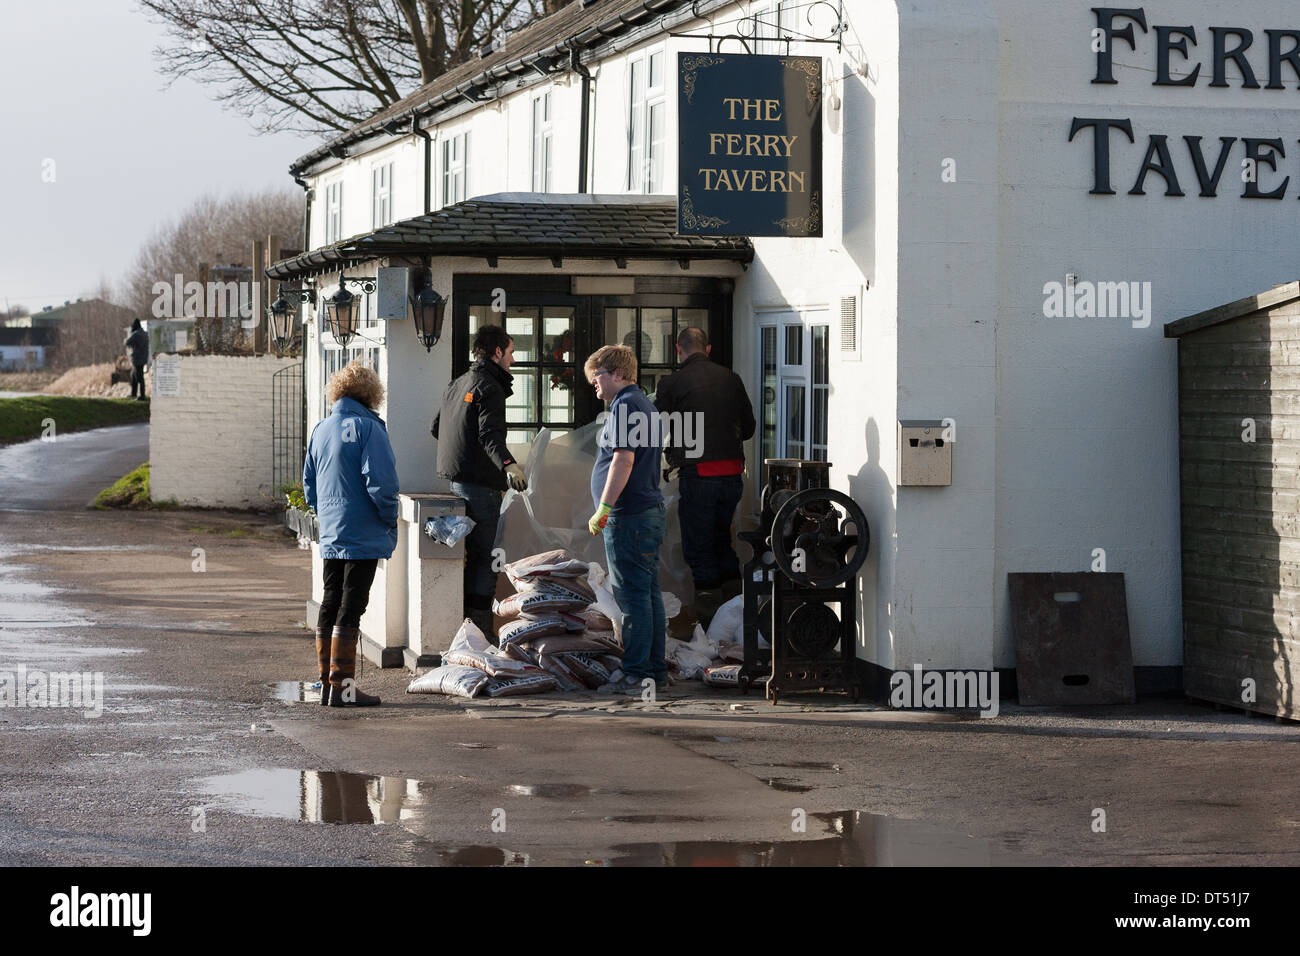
[0,0,317,314]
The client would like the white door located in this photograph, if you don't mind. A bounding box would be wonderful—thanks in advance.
[758,309,830,466]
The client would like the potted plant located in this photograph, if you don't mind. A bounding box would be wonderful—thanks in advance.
[279,481,318,543]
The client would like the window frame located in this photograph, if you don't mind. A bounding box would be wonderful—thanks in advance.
[531,90,553,192]
[323,181,344,244]
[626,46,666,193]
[442,131,470,206]
[370,161,393,229]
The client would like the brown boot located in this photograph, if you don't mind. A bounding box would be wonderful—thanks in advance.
[315,627,332,706]
[328,626,381,707]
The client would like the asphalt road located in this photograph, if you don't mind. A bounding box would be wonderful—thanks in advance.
[2,427,1300,867]
[0,423,148,510]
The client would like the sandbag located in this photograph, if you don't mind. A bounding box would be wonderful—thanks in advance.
[579,606,613,631]
[482,672,559,697]
[494,583,590,619]
[498,614,567,646]
[704,664,742,688]
[559,611,587,632]
[560,651,615,688]
[528,635,620,657]
[501,642,538,666]
[504,549,591,584]
[537,652,585,692]
[407,665,488,699]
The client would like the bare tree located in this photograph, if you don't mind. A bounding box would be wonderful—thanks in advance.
[141,0,552,135]
[119,188,304,321]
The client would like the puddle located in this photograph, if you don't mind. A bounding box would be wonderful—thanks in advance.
[509,783,597,798]
[601,814,708,824]
[454,742,496,749]
[407,844,531,866]
[659,731,744,744]
[765,761,841,771]
[270,681,322,703]
[592,810,1041,866]
[763,778,813,793]
[198,769,431,824]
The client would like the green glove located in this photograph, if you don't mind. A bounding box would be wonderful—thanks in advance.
[587,502,612,535]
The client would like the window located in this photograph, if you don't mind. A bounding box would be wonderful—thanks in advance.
[531,91,553,192]
[759,310,831,463]
[443,132,469,206]
[467,303,576,446]
[627,48,666,193]
[603,305,708,398]
[753,2,793,54]
[371,162,393,228]
[323,181,343,244]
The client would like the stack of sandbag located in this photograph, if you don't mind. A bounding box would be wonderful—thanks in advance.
[407,619,559,699]
[494,550,625,690]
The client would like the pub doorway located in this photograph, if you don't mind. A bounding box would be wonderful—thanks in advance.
[452,274,733,443]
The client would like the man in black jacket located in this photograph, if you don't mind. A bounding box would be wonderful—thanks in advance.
[124,319,149,400]
[654,327,756,623]
[431,325,528,640]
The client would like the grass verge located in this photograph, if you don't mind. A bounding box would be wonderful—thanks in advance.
[93,462,178,510]
[0,395,149,445]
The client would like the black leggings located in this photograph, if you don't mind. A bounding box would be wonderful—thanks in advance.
[317,559,379,632]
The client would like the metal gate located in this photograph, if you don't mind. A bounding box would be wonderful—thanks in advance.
[272,362,305,498]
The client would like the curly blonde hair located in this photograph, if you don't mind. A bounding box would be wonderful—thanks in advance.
[326,360,384,409]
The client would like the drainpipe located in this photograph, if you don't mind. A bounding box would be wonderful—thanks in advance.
[568,48,593,193]
[410,116,433,213]
[293,175,312,251]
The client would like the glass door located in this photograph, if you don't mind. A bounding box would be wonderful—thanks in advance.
[759,309,830,464]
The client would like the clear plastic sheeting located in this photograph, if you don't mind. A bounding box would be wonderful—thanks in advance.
[495,422,695,602]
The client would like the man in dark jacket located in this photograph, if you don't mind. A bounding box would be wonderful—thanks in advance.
[124,319,149,400]
[431,325,528,641]
[654,327,756,623]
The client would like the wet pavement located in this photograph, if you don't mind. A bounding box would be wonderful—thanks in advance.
[1,427,1299,865]
[0,422,148,510]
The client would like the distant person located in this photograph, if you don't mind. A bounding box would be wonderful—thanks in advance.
[303,361,399,707]
[432,325,528,642]
[585,344,667,695]
[654,327,756,624]
[124,319,149,400]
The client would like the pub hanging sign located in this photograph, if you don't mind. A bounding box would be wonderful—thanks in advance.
[677,53,823,237]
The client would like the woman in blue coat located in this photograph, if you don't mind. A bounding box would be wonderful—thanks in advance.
[303,362,399,707]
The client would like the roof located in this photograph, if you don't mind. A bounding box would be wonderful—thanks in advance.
[264,193,753,279]
[1164,281,1300,338]
[289,0,706,175]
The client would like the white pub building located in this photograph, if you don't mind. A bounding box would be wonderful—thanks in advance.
[268,0,1300,703]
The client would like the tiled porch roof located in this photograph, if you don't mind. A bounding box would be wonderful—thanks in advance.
[265,194,753,280]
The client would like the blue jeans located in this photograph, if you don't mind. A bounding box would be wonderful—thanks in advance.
[678,474,744,588]
[450,481,503,606]
[602,506,667,682]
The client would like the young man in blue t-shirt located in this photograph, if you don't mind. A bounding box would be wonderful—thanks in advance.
[584,344,667,694]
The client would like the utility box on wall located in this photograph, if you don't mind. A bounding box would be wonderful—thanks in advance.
[898,420,952,486]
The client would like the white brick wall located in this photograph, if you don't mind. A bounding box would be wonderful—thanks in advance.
[149,355,300,509]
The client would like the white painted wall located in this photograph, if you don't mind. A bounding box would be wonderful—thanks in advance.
[149,354,299,508]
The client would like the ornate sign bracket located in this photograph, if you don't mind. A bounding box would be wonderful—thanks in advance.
[670,0,846,54]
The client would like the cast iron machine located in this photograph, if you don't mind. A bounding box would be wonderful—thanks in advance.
[738,459,869,703]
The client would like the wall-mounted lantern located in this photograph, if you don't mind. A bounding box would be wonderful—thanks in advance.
[266,284,315,352]
[410,269,446,351]
[323,274,377,348]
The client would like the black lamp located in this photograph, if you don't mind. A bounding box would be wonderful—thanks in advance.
[411,271,447,351]
[267,296,295,350]
[324,283,358,348]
